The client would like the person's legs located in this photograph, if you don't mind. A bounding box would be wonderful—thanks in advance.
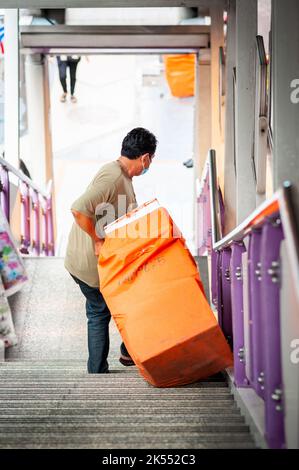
[57,59,68,95]
[69,61,79,98]
[71,274,111,373]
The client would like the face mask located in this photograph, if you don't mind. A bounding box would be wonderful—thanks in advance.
[141,159,149,175]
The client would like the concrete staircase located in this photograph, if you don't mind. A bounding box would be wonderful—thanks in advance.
[0,258,257,449]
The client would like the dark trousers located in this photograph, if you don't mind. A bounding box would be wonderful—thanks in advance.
[57,59,79,95]
[71,274,111,373]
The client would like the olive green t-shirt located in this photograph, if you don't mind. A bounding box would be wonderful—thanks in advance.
[64,161,137,287]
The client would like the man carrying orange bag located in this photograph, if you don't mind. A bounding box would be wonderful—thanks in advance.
[98,200,233,387]
[64,127,158,373]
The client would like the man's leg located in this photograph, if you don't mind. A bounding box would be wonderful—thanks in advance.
[71,274,111,373]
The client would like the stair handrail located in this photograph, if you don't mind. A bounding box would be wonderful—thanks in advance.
[0,156,55,256]
[208,149,299,291]
[0,156,48,198]
[205,148,299,449]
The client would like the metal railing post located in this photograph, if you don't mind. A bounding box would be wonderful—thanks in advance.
[41,196,49,256]
[0,165,10,222]
[19,181,30,255]
[230,240,250,387]
[31,189,40,256]
[221,247,233,347]
[260,216,285,449]
[247,228,265,398]
[47,193,55,256]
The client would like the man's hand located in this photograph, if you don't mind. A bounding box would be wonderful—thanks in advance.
[71,210,105,255]
[94,238,105,256]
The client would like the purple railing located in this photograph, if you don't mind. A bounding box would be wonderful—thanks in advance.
[0,156,55,256]
[197,149,299,449]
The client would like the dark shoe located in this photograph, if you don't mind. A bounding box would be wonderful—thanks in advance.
[119,342,135,366]
[88,370,109,374]
[119,355,135,366]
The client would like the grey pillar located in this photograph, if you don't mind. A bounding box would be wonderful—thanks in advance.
[25,54,47,187]
[210,1,225,188]
[235,0,257,224]
[272,0,299,218]
[224,0,236,234]
[195,51,211,177]
[194,51,211,255]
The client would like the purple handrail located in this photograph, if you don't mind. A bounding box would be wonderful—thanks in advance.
[0,157,55,257]
[197,150,299,449]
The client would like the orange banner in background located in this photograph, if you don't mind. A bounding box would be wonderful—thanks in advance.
[163,54,196,98]
[98,200,233,387]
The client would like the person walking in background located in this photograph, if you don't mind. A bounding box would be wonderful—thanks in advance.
[57,55,81,103]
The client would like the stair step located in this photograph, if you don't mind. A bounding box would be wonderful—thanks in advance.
[0,414,245,422]
[0,372,225,381]
[0,400,236,408]
[0,433,255,444]
[0,381,227,388]
[1,422,250,432]
[0,405,239,413]
[0,365,225,379]
[0,442,257,449]
[0,371,221,379]
[0,388,231,396]
[0,378,225,386]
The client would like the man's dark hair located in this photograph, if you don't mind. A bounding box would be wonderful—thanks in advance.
[121,127,157,159]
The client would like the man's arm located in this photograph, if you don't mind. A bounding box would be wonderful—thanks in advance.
[71,209,104,255]
[70,178,116,255]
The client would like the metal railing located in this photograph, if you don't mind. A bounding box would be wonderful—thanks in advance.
[197,149,299,449]
[0,156,55,256]
[195,150,224,256]
[253,36,268,203]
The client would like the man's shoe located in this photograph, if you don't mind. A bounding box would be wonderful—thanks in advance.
[60,93,67,103]
[119,342,135,366]
[71,95,77,103]
[119,355,135,366]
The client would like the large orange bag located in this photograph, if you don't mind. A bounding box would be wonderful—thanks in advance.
[98,200,233,387]
[163,54,195,98]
